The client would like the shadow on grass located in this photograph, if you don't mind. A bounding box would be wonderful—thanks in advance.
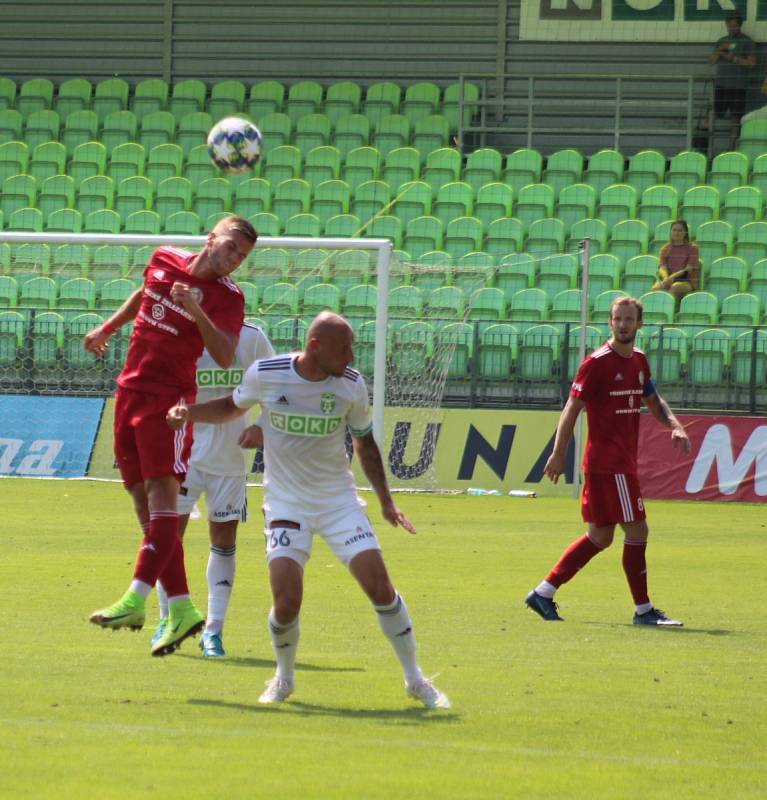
[188,697,460,723]
[174,653,365,672]
[582,622,735,636]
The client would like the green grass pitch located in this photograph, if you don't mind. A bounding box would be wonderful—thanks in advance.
[1,480,765,799]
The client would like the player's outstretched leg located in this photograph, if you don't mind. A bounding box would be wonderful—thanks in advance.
[150,597,205,656]
[90,589,146,631]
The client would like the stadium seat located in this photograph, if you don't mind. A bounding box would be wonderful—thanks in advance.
[0,109,22,144]
[404,216,444,260]
[382,147,421,192]
[267,317,309,353]
[90,246,130,287]
[435,321,473,382]
[676,291,719,325]
[302,282,341,315]
[721,186,762,229]
[688,328,731,386]
[719,292,761,326]
[139,110,176,152]
[620,254,657,296]
[401,82,441,126]
[478,323,518,380]
[100,110,137,154]
[233,177,271,218]
[13,242,50,276]
[517,324,562,381]
[463,147,503,192]
[17,78,54,119]
[258,112,292,155]
[343,283,377,319]
[422,148,462,196]
[565,324,603,379]
[284,80,323,126]
[515,183,555,228]
[412,114,449,163]
[68,141,107,188]
[32,310,65,371]
[146,143,183,186]
[393,180,432,227]
[638,290,675,323]
[503,148,543,193]
[389,285,424,321]
[333,114,371,160]
[352,179,392,222]
[107,141,145,185]
[0,140,29,184]
[131,78,169,122]
[557,183,597,232]
[731,329,767,387]
[592,289,628,319]
[508,287,548,322]
[442,81,481,133]
[597,183,637,230]
[312,179,350,227]
[272,178,310,227]
[247,80,285,120]
[328,250,371,293]
[364,214,403,249]
[362,82,401,129]
[115,175,153,220]
[0,275,18,306]
[1,174,36,220]
[248,211,279,237]
[194,177,233,221]
[444,216,484,260]
[371,113,409,160]
[734,221,767,267]
[413,251,451,293]
[665,150,707,196]
[485,218,525,262]
[169,79,206,119]
[155,177,193,222]
[324,81,362,126]
[706,257,748,304]
[207,80,246,119]
[625,149,666,193]
[304,145,341,190]
[125,209,161,235]
[77,175,115,218]
[341,146,381,193]
[0,78,17,112]
[467,286,505,321]
[8,207,43,233]
[294,113,331,159]
[92,78,129,122]
[392,320,435,375]
[708,151,749,197]
[163,210,201,235]
[536,252,577,296]
[262,144,301,187]
[39,174,75,222]
[261,282,300,317]
[84,208,121,234]
[583,148,624,193]
[680,185,720,234]
[638,185,678,233]
[696,220,734,265]
[61,110,98,156]
[586,253,620,297]
[526,219,566,256]
[58,277,96,310]
[610,219,649,264]
[425,286,465,323]
[20,276,57,308]
[645,326,688,385]
[433,182,474,227]
[568,217,608,255]
[542,148,584,195]
[749,152,767,198]
[473,182,513,229]
[324,213,361,238]
[550,288,585,323]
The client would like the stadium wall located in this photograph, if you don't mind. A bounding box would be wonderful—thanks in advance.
[2,395,764,501]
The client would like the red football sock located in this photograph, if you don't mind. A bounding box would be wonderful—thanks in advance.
[546,534,604,588]
[133,510,188,596]
[622,539,649,605]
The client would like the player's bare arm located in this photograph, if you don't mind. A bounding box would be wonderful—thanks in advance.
[643,392,691,453]
[166,394,246,430]
[544,396,584,483]
[353,432,416,534]
[83,288,143,356]
[170,280,239,368]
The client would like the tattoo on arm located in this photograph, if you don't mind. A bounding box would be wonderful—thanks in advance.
[354,433,389,495]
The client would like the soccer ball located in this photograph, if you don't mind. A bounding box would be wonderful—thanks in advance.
[207,117,263,174]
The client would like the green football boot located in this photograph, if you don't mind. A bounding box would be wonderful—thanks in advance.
[150,599,204,657]
[150,617,169,647]
[89,590,146,631]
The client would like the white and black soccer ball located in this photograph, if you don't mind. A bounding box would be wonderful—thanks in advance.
[207,116,263,174]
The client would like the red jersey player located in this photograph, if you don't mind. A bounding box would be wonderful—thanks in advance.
[85,215,258,656]
[526,295,691,626]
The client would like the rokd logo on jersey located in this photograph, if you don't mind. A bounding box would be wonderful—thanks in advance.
[197,368,244,388]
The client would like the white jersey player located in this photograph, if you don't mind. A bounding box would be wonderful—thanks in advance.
[155,321,274,657]
[167,312,450,709]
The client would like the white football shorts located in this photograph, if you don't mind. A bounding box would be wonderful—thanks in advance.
[263,499,380,568]
[177,465,248,522]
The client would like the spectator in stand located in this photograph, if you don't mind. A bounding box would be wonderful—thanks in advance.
[653,220,699,306]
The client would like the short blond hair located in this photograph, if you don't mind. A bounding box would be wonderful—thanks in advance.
[212,215,258,244]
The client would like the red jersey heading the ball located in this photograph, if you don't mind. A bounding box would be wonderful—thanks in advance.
[118,246,244,395]
[570,342,654,475]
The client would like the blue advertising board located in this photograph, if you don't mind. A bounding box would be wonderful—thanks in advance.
[0,395,104,478]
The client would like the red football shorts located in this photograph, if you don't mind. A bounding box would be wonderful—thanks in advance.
[114,386,195,488]
[581,473,646,527]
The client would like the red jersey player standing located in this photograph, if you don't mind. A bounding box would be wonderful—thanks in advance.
[525,295,691,626]
[84,215,258,656]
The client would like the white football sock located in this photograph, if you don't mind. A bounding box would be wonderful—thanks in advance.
[375,592,422,685]
[269,609,300,681]
[128,579,152,599]
[156,581,169,619]
[205,544,236,635]
[535,580,557,598]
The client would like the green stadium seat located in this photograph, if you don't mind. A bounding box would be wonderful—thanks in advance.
[382,147,421,192]
[1,173,36,219]
[0,109,22,144]
[583,148,624,194]
[401,82,441,126]
[676,291,719,325]
[536,252,577,297]
[515,183,555,228]
[343,283,377,318]
[638,290,675,323]
[696,220,734,265]
[463,147,502,192]
[526,219,566,256]
[233,177,271,218]
[207,80,246,120]
[237,281,259,314]
[367,114,408,162]
[20,275,57,308]
[444,216,483,260]
[587,253,620,298]
[747,259,767,310]
[650,220,674,255]
[508,287,548,322]
[478,323,518,380]
[0,78,17,112]
[284,212,321,238]
[302,282,341,315]
[442,81,480,133]
[262,144,301,187]
[23,109,59,151]
[139,110,176,152]
[12,243,50,277]
[77,175,115,218]
[568,217,608,255]
[0,275,18,306]
[550,289,585,323]
[312,179,351,227]
[422,147,463,196]
[706,256,748,303]
[721,186,762,229]
[708,151,749,197]
[413,250,450,293]
[107,141,145,184]
[620,254,657,296]
[131,79,169,122]
[731,329,767,387]
[183,143,217,187]
[304,145,341,190]
[0,309,25,367]
[610,219,649,264]
[504,148,543,194]
[565,324,603,379]
[518,324,562,381]
[246,247,289,290]
[719,292,761,326]
[164,210,202,235]
[350,318,378,374]
[473,182,513,228]
[91,246,130,286]
[625,149,665,193]
[557,183,597,233]
[284,81,323,126]
[125,209,161,235]
[155,176,193,222]
[39,174,75,222]
[592,289,628,319]
[412,114,449,163]
[268,317,309,353]
[425,285,465,323]
[638,185,678,233]
[734,221,767,267]
[324,213,361,238]
[58,277,96,310]
[68,141,106,187]
[92,78,129,122]
[32,310,64,370]
[247,80,285,121]
[749,152,767,198]
[688,328,731,386]
[665,150,707,196]
[64,311,111,373]
[256,112,291,157]
[17,78,54,119]
[84,208,121,234]
[645,326,688,385]
[352,179,391,222]
[341,145,381,193]
[146,143,184,186]
[262,282,300,316]
[597,183,637,230]
[389,285,424,320]
[364,214,403,249]
[433,181,474,226]
[454,252,493,294]
[272,178,311,226]
[8,207,43,233]
[61,110,98,156]
[333,114,371,159]
[52,243,89,280]
[404,216,444,260]
[435,321,473,382]
[294,113,331,159]
[193,176,232,221]
[362,82,401,129]
[681,185,720,234]
[0,140,29,183]
[393,320,435,375]
[466,286,504,320]
[329,249,371,293]
[324,82,362,127]
[169,79,206,119]
[248,211,279,237]
[737,119,767,161]
[542,148,584,195]
[115,175,153,220]
[101,110,138,154]
[393,180,432,227]
[485,218,525,262]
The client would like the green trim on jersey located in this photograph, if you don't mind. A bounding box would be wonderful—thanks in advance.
[197,368,245,388]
